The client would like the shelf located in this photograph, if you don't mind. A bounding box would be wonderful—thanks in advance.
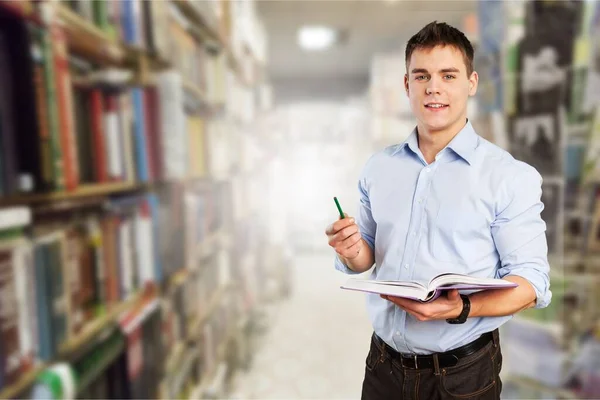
[171,0,222,47]
[55,4,125,66]
[59,292,143,356]
[0,182,147,207]
[0,364,46,400]
[0,291,147,400]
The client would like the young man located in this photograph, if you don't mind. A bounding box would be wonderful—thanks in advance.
[325,21,551,399]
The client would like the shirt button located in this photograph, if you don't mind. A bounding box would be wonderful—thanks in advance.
[425,168,430,173]
[396,331,401,336]
[404,264,409,269]
[418,199,423,204]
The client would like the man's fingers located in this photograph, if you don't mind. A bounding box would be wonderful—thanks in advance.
[382,296,427,320]
[325,217,356,237]
[330,224,358,245]
[339,239,362,258]
[382,295,424,314]
[325,223,333,235]
[341,231,361,248]
[332,216,356,232]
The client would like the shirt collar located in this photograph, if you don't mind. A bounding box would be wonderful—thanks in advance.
[393,120,478,165]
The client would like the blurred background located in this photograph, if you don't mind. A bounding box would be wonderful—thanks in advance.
[0,0,598,399]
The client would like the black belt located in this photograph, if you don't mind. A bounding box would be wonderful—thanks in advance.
[374,330,495,370]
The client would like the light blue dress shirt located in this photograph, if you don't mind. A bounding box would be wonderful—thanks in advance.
[335,120,552,355]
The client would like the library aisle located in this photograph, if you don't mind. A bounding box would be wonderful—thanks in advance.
[231,251,372,399]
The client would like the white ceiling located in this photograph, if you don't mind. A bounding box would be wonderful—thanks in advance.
[257,0,477,80]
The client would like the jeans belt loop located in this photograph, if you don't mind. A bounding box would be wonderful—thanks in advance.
[414,354,418,369]
[433,353,441,376]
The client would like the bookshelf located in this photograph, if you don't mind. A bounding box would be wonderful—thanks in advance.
[0,182,147,207]
[471,1,599,398]
[0,290,149,400]
[0,0,271,398]
[55,4,125,66]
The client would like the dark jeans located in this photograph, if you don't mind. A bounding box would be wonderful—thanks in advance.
[361,331,503,400]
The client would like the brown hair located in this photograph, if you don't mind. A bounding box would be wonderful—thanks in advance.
[405,21,475,76]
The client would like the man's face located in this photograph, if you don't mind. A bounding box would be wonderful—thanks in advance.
[404,45,478,134]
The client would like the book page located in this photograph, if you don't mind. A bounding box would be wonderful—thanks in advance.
[341,278,428,301]
[429,273,517,291]
[373,280,426,290]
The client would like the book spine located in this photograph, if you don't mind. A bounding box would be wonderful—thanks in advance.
[147,194,163,284]
[103,93,123,181]
[93,0,110,33]
[131,88,149,182]
[102,216,119,308]
[29,27,54,191]
[0,245,22,385]
[23,243,38,367]
[118,92,135,183]
[0,31,19,196]
[121,0,138,46]
[33,243,52,361]
[14,240,35,372]
[64,227,84,337]
[73,87,94,184]
[142,88,156,181]
[48,238,67,355]
[51,25,79,191]
[39,26,65,191]
[90,89,108,183]
[88,217,106,317]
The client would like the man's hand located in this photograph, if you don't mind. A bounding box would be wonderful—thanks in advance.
[381,290,463,321]
[325,214,374,273]
[325,213,363,260]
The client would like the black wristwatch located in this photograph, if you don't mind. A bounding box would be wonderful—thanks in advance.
[446,294,471,324]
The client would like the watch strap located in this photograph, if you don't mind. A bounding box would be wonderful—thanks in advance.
[446,294,471,324]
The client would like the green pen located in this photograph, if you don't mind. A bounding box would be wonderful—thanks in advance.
[334,197,345,219]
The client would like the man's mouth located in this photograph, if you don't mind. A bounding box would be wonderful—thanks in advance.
[425,103,449,109]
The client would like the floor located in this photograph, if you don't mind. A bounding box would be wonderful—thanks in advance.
[231,250,373,399]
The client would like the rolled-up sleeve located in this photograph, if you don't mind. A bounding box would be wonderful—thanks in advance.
[335,165,377,275]
[491,164,552,309]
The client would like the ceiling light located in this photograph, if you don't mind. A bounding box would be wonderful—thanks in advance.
[298,26,337,51]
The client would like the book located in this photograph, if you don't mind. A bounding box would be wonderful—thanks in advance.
[341,273,518,303]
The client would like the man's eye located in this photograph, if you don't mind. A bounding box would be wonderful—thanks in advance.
[416,75,429,81]
[444,75,456,80]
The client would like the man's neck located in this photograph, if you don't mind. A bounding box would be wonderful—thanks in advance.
[417,119,468,164]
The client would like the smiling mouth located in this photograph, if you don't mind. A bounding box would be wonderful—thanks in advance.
[425,103,449,109]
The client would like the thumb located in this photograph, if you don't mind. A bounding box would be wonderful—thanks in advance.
[447,289,460,301]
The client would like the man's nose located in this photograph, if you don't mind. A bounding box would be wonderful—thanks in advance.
[425,77,442,95]
[425,85,441,95]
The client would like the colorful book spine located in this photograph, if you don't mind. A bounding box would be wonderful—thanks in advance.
[131,88,149,182]
[51,26,79,191]
[38,26,65,191]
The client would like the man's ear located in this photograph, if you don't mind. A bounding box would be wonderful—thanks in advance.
[468,70,479,96]
[404,74,409,95]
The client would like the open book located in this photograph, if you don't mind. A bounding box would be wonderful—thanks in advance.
[341,273,518,303]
